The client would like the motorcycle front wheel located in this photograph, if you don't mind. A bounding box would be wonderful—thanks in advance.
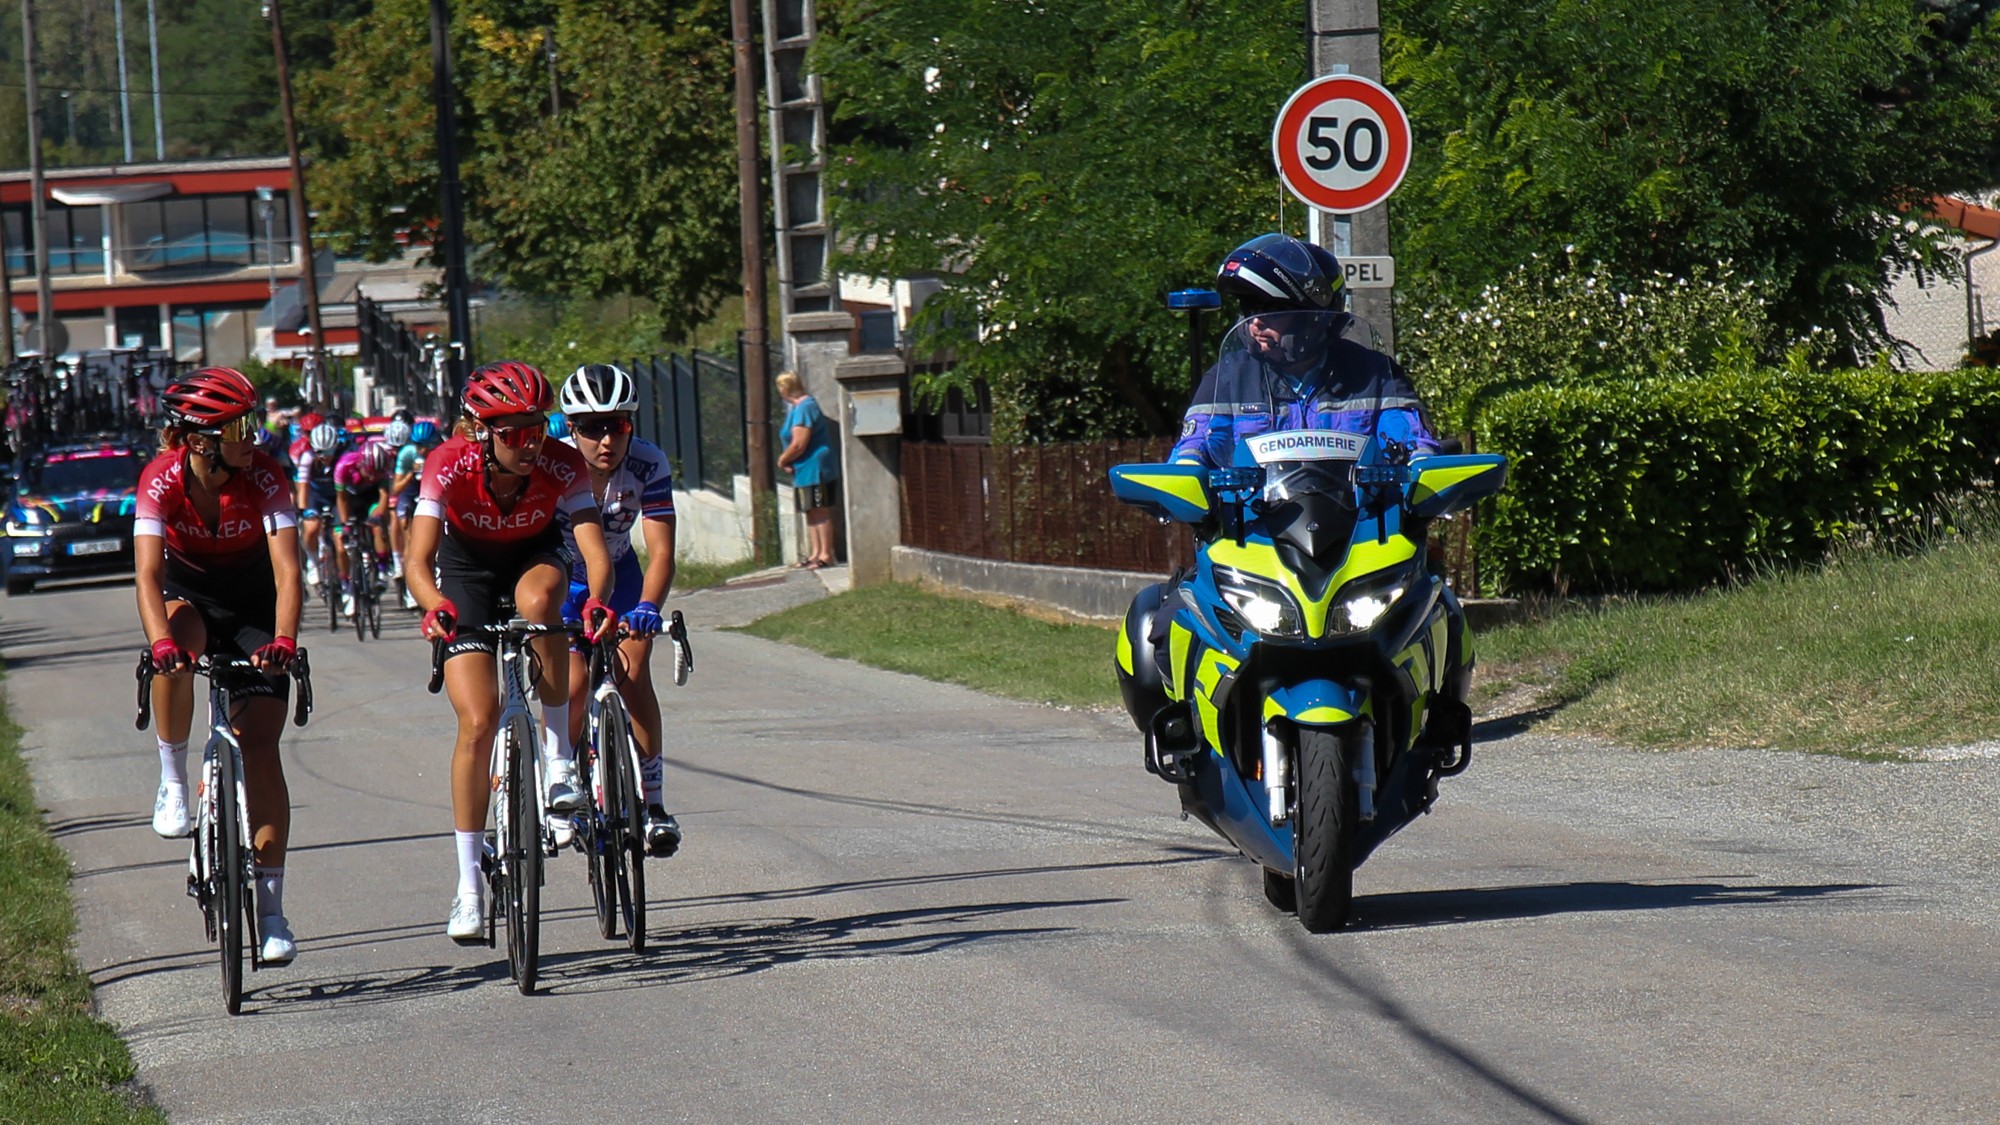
[1294,725,1358,932]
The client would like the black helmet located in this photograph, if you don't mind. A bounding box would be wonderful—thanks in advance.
[1215,233,1346,315]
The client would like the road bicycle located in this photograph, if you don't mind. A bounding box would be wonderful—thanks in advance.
[428,616,574,994]
[342,519,384,641]
[136,650,314,1015]
[302,516,341,633]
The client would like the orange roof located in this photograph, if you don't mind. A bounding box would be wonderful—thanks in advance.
[1931,195,2000,240]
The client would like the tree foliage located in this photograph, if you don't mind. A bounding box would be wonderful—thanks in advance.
[814,0,1302,443]
[301,0,741,344]
[1384,0,2000,360]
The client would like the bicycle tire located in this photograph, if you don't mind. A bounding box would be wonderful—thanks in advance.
[503,716,542,993]
[350,543,369,643]
[215,741,247,1014]
[321,539,340,633]
[579,730,616,941]
[599,693,646,952]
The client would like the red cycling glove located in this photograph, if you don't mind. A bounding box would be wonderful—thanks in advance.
[581,597,617,644]
[253,635,297,673]
[150,637,191,672]
[423,598,460,643]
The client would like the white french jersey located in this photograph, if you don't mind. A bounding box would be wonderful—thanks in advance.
[557,436,676,578]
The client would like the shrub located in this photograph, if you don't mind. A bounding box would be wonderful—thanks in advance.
[1476,363,2000,593]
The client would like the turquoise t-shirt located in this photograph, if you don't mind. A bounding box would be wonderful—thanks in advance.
[784,395,838,486]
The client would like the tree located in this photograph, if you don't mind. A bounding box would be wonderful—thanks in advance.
[301,0,741,344]
[814,0,1301,443]
[1383,0,2000,360]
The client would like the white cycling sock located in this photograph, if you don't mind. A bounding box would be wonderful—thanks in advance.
[158,738,188,787]
[254,866,284,919]
[455,830,484,898]
[640,753,664,808]
[541,702,573,763]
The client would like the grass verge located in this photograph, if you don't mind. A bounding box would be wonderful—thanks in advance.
[1477,530,2000,755]
[670,556,766,593]
[736,583,1121,710]
[0,687,163,1122]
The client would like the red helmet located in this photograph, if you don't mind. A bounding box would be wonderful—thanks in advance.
[298,411,325,431]
[163,367,257,430]
[462,361,552,421]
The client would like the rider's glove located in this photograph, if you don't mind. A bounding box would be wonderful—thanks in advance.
[252,635,297,673]
[581,597,617,644]
[423,598,459,643]
[150,637,191,673]
[621,600,663,637]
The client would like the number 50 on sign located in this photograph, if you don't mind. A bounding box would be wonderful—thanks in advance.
[1272,74,1412,215]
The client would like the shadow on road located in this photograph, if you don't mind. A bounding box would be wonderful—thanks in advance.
[1472,706,1562,742]
[1355,879,1880,931]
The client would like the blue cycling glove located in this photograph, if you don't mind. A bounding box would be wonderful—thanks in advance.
[622,600,664,637]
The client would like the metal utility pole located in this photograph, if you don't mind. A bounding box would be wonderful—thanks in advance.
[429,0,474,399]
[731,0,775,562]
[1308,0,1394,351]
[266,0,326,383]
[148,0,164,158]
[114,0,133,162]
[23,0,53,384]
[0,218,14,361]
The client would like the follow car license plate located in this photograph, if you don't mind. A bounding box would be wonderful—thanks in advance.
[68,538,120,556]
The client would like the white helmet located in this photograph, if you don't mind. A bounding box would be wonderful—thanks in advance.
[560,364,639,415]
[309,422,342,453]
[383,419,413,448]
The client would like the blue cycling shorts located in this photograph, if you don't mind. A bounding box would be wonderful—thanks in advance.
[560,551,644,624]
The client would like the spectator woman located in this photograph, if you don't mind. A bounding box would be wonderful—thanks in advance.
[775,371,840,569]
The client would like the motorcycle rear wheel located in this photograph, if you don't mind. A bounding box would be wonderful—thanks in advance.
[1294,725,1357,932]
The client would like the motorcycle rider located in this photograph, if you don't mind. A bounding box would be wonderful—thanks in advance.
[1147,233,1471,740]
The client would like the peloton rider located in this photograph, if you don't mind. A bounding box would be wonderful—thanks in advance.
[135,367,306,966]
[389,418,440,610]
[404,361,616,941]
[556,363,683,858]
[1160,233,1472,729]
[294,419,345,589]
[332,438,397,618]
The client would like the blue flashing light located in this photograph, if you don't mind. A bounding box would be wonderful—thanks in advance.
[1167,288,1222,311]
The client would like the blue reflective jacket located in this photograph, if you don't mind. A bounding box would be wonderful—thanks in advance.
[1168,334,1438,468]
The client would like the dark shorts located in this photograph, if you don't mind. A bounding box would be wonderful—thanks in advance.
[395,485,420,520]
[303,480,337,519]
[795,479,839,512]
[436,527,571,661]
[162,557,292,705]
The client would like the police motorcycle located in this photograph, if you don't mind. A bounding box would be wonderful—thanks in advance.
[1110,310,1507,932]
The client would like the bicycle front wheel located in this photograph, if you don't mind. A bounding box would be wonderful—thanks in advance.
[501,718,542,993]
[215,743,248,1014]
[599,693,646,952]
[580,732,616,941]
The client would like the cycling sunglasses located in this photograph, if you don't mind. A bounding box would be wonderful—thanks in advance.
[207,414,261,443]
[572,415,634,441]
[487,418,547,449]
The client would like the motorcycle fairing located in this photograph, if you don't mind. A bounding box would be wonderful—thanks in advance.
[1108,463,1211,524]
[1261,679,1361,727]
[1406,454,1508,519]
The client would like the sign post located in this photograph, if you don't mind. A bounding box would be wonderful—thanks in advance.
[1273,72,1410,340]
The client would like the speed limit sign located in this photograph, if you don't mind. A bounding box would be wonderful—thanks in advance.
[1272,74,1412,215]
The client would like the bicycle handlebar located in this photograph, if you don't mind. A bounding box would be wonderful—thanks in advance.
[134,648,315,730]
[426,618,581,695]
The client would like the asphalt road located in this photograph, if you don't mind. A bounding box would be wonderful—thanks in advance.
[10,570,2000,1124]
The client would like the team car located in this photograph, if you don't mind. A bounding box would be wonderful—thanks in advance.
[2,439,148,595]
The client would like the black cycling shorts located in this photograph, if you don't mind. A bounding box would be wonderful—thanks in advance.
[436,527,571,661]
[161,557,292,705]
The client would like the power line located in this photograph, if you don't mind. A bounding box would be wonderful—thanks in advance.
[0,82,263,99]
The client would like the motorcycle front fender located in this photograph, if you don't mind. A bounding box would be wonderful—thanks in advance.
[1261,678,1363,728]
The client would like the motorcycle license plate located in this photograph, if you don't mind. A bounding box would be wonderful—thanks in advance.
[68,538,120,556]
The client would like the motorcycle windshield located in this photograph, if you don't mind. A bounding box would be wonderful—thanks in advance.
[1213,309,1373,507]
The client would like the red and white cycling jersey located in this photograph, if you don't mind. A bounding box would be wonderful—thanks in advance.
[134,449,297,573]
[415,434,595,548]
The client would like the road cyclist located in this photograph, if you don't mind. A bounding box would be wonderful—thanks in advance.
[133,366,309,973]
[294,418,346,627]
[333,438,396,635]
[556,363,688,861]
[403,360,617,944]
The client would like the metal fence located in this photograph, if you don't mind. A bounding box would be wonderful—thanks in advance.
[900,438,1194,574]
[620,335,785,497]
[357,295,448,420]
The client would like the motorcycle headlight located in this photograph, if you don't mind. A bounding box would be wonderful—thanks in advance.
[1216,569,1304,640]
[1330,570,1409,634]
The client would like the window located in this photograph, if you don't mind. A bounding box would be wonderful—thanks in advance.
[170,303,262,366]
[115,305,162,350]
[207,196,251,265]
[3,209,25,276]
[125,193,291,273]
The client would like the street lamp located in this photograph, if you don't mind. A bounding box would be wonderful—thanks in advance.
[60,91,74,144]
[256,186,277,297]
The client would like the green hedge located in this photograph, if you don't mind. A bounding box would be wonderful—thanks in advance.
[1475,364,2000,593]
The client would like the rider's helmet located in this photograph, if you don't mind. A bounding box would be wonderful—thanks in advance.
[364,441,396,476]
[462,360,552,422]
[1215,234,1347,367]
[546,411,571,440]
[560,363,639,416]
[297,411,324,438]
[389,407,416,427]
[309,421,343,454]
[410,419,440,446]
[382,419,413,448]
[162,367,258,434]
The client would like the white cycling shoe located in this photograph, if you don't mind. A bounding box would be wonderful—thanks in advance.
[446,892,484,943]
[544,758,584,813]
[153,781,190,838]
[341,590,357,619]
[259,914,297,965]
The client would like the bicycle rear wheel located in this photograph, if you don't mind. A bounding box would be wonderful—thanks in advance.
[599,693,646,952]
[215,742,248,1014]
[502,717,542,993]
[350,546,369,642]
